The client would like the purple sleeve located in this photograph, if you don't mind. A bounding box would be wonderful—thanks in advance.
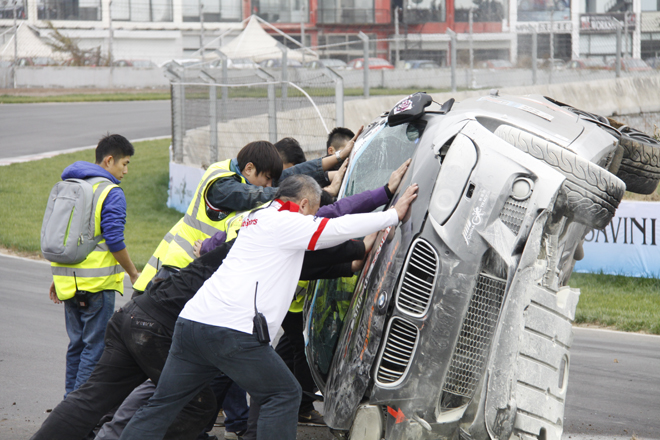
[200,230,228,256]
[317,186,390,219]
[100,187,127,253]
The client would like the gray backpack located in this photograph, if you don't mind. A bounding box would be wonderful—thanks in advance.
[41,177,115,264]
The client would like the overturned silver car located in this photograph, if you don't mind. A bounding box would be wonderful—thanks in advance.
[304,92,660,440]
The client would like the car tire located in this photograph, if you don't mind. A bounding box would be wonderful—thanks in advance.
[494,125,626,229]
[614,127,660,195]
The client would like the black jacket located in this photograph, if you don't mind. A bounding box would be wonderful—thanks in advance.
[134,239,365,332]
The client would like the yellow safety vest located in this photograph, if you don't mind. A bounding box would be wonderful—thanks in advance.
[160,159,245,269]
[51,181,124,300]
[289,280,310,313]
[132,218,183,292]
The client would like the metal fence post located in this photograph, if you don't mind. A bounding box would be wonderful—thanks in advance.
[280,45,288,100]
[209,84,218,162]
[394,7,400,67]
[200,70,218,163]
[268,82,278,143]
[446,29,457,93]
[358,31,369,98]
[171,82,185,163]
[469,8,474,88]
[324,66,344,127]
[215,50,229,123]
[616,23,622,78]
[532,28,538,85]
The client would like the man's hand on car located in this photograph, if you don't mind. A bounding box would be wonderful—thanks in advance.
[339,126,364,161]
[351,231,379,272]
[387,159,412,194]
[392,184,418,221]
[325,159,349,197]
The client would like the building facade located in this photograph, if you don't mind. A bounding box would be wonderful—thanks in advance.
[0,0,657,65]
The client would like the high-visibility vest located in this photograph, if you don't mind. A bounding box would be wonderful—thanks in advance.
[51,181,124,300]
[160,159,245,269]
[132,218,183,292]
[289,280,310,313]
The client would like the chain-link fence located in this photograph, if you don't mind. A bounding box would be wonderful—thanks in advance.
[306,22,660,92]
[169,65,342,168]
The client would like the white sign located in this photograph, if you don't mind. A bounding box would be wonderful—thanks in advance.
[575,201,660,278]
[167,161,205,213]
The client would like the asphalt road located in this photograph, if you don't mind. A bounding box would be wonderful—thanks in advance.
[0,253,658,440]
[0,100,171,160]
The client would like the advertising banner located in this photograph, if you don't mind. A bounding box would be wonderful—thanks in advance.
[575,201,660,278]
[167,161,205,213]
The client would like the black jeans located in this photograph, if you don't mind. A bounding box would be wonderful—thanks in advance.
[243,311,318,440]
[276,311,317,413]
[120,318,301,440]
[30,302,218,440]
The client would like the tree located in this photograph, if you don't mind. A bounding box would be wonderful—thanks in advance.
[45,21,107,66]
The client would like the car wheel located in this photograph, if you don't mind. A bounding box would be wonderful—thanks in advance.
[614,127,660,195]
[494,125,626,229]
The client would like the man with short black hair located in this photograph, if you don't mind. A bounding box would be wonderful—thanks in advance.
[118,176,419,440]
[326,127,355,156]
[48,133,139,398]
[274,137,306,169]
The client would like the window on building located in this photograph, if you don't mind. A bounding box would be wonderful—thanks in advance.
[517,0,571,22]
[641,0,658,11]
[252,0,309,23]
[37,0,101,20]
[405,0,445,24]
[1,0,27,18]
[317,0,376,24]
[182,0,241,22]
[455,0,504,22]
[112,0,173,21]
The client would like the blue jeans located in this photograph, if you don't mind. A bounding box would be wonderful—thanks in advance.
[222,382,249,433]
[64,290,115,396]
[119,318,301,440]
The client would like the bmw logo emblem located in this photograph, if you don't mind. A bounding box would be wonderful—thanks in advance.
[377,293,387,309]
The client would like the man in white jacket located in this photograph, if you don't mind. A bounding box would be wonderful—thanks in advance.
[119,174,419,440]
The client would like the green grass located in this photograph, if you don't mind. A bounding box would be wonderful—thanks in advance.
[0,138,182,269]
[0,92,171,104]
[569,272,660,334]
[0,87,453,104]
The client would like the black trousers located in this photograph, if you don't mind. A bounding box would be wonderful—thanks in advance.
[243,310,319,440]
[31,301,221,440]
[276,311,317,413]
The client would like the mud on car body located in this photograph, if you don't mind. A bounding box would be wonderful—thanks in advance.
[303,92,660,440]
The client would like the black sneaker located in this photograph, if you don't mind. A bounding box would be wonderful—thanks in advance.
[298,409,326,426]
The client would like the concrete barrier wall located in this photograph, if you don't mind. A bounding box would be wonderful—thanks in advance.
[342,74,660,129]
[9,66,170,89]
[0,67,12,88]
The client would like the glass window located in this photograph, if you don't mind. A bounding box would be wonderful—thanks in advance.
[37,0,101,20]
[517,0,571,22]
[345,120,427,197]
[307,120,427,384]
[252,0,309,23]
[112,0,172,21]
[641,0,658,11]
[182,0,241,22]
[317,0,375,24]
[405,0,445,24]
[1,0,27,18]
[455,0,505,22]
